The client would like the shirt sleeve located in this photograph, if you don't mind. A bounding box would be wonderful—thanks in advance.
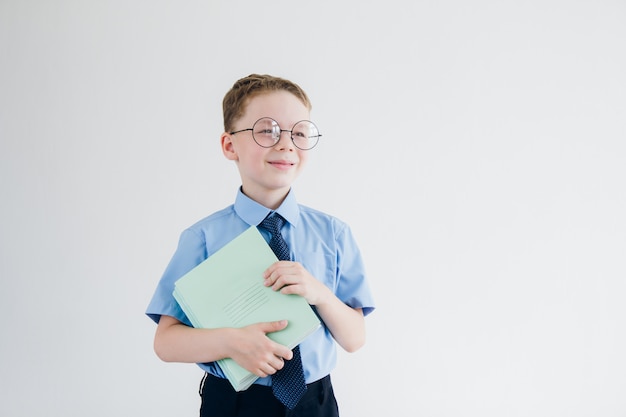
[145,228,207,325]
[335,223,376,316]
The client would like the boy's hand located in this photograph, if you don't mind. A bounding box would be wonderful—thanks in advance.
[231,320,293,378]
[263,261,332,306]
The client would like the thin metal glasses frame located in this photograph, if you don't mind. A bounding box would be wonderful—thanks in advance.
[229,117,322,150]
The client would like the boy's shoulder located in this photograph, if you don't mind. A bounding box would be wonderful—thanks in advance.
[298,203,333,218]
[186,205,237,231]
[297,204,349,230]
[179,205,244,251]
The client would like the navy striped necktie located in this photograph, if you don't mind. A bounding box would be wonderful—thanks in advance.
[258,213,307,409]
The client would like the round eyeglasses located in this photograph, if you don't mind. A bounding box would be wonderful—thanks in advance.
[229,117,321,150]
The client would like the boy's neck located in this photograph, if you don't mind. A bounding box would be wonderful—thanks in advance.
[241,186,290,210]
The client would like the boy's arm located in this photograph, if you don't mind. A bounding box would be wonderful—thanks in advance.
[154,315,294,378]
[315,298,365,353]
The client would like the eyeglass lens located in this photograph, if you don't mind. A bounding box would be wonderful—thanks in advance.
[252,117,319,150]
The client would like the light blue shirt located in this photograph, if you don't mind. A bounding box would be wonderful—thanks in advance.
[146,188,375,385]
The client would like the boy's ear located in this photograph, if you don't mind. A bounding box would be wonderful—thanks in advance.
[221,132,238,161]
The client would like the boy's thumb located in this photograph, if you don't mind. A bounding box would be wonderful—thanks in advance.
[264,320,288,333]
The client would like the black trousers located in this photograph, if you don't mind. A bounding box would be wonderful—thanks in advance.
[199,373,339,417]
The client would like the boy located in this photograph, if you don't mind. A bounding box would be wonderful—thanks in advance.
[146,74,375,417]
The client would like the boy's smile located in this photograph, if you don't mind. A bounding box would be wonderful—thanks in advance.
[268,158,296,170]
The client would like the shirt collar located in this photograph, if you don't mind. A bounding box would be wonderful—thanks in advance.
[234,187,300,228]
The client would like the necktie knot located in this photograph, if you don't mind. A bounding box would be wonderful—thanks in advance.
[259,213,285,235]
[259,213,290,262]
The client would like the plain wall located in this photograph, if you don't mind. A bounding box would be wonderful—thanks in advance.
[1,1,625,416]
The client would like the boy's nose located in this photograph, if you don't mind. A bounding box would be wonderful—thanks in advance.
[275,130,294,149]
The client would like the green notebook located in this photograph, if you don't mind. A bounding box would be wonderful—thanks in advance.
[173,226,321,391]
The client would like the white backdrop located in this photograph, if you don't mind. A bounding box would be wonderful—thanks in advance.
[1,1,625,416]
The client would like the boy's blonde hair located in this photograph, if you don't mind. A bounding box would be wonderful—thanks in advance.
[222,74,312,132]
